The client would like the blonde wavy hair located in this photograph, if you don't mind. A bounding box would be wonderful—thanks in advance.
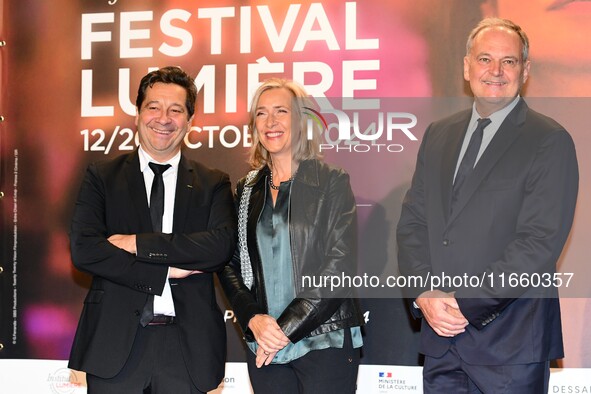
[248,78,323,169]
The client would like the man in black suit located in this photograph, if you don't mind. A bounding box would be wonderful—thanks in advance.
[397,18,578,393]
[68,66,237,393]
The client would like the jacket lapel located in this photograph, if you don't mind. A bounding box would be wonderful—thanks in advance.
[295,159,320,188]
[447,99,528,226]
[173,155,196,232]
[441,114,471,224]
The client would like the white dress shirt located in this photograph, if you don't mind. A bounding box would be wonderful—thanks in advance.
[138,146,180,316]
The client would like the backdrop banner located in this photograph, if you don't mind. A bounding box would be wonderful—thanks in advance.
[1,1,590,392]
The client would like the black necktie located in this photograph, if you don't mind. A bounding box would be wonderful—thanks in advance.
[148,162,171,232]
[140,162,170,327]
[452,118,491,209]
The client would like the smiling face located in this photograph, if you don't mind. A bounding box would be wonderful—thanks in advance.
[254,87,295,162]
[464,26,530,117]
[135,82,193,162]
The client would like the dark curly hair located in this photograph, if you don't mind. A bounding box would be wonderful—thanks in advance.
[135,66,197,117]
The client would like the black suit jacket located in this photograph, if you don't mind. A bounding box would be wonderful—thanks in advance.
[68,150,237,391]
[397,99,578,365]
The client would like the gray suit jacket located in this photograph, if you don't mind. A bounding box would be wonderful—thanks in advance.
[397,99,578,365]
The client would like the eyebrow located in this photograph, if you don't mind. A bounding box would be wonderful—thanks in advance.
[476,52,519,61]
[257,104,289,110]
[144,100,185,109]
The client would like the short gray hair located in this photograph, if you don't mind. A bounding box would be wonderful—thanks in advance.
[466,17,529,62]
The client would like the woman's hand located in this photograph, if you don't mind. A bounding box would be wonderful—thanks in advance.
[255,346,277,368]
[248,314,290,355]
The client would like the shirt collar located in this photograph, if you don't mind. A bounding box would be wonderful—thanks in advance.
[138,146,181,174]
[471,96,520,126]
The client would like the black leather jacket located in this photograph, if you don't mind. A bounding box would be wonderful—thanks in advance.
[219,159,364,344]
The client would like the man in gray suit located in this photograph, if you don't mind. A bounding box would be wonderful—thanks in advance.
[397,18,578,393]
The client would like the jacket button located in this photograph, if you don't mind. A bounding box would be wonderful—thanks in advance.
[443,239,449,246]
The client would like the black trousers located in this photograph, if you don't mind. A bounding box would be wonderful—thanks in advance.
[423,344,550,394]
[86,324,205,394]
[246,329,361,394]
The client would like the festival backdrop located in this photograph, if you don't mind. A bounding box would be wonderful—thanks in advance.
[1,0,591,392]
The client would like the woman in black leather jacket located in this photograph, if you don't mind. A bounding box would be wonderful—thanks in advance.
[219,78,364,393]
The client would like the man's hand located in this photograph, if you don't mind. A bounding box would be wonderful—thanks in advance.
[248,314,290,356]
[416,290,469,337]
[108,236,201,278]
[108,234,137,254]
[169,267,203,278]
